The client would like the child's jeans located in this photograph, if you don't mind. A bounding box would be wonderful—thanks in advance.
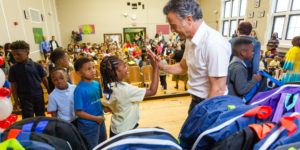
[78,121,107,149]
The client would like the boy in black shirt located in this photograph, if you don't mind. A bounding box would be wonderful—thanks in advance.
[9,41,49,119]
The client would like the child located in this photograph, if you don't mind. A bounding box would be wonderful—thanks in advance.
[100,54,158,137]
[73,57,106,149]
[8,40,49,119]
[227,38,262,98]
[47,68,76,122]
[159,56,168,93]
[49,48,71,93]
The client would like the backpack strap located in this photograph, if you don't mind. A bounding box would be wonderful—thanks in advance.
[258,112,300,150]
[34,120,49,134]
[243,106,272,119]
[7,129,22,139]
[280,114,300,136]
[272,93,290,123]
[22,122,34,132]
[16,132,31,141]
[295,94,300,112]
[248,123,275,139]
[259,71,284,87]
[21,120,49,134]
[284,94,299,111]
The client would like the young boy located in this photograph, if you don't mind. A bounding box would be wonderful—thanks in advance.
[73,57,106,149]
[227,38,262,98]
[8,40,49,119]
[49,48,71,93]
[159,56,168,93]
[47,68,76,122]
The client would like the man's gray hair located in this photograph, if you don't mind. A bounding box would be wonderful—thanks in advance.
[163,0,203,21]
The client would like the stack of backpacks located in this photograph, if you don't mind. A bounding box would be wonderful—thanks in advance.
[179,84,300,150]
[0,117,182,150]
[1,83,300,150]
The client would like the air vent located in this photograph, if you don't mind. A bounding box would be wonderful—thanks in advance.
[29,8,41,23]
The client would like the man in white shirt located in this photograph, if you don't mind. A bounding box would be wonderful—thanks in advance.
[50,36,59,52]
[149,0,231,113]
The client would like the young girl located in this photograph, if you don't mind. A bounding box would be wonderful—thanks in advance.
[100,54,158,137]
[282,36,300,83]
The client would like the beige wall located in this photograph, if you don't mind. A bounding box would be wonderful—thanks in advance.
[198,0,221,31]
[56,0,170,48]
[0,0,60,61]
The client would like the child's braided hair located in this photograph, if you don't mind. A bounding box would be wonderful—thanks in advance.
[100,56,121,92]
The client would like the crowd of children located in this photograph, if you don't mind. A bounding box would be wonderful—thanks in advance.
[0,29,299,148]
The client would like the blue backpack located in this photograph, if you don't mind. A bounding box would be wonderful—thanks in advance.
[244,71,284,103]
[93,127,181,150]
[192,106,272,150]
[254,112,300,150]
[178,95,245,149]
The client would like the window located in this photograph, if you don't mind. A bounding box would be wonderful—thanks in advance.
[271,0,300,40]
[272,16,285,39]
[223,21,229,36]
[286,15,300,39]
[221,0,247,37]
[230,20,237,37]
[291,0,300,11]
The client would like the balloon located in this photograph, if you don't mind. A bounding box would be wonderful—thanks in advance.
[0,69,4,87]
[3,80,10,88]
[0,97,12,120]
[0,88,11,97]
[7,114,17,122]
[0,57,4,66]
[0,119,11,128]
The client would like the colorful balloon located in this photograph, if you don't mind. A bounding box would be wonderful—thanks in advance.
[0,69,5,87]
[0,88,11,97]
[0,57,4,66]
[0,97,12,120]
[0,119,11,129]
[7,114,17,122]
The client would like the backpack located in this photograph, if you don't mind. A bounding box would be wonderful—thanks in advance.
[249,84,300,123]
[1,116,88,150]
[211,122,275,150]
[93,127,182,150]
[244,71,284,103]
[253,112,300,150]
[192,106,272,150]
[8,129,72,150]
[178,95,245,149]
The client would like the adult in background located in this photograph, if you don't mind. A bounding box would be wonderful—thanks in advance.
[230,22,261,80]
[149,0,231,113]
[40,36,51,60]
[50,36,60,52]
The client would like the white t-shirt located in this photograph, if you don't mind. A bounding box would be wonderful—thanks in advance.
[183,22,231,98]
[102,82,146,134]
[47,83,76,122]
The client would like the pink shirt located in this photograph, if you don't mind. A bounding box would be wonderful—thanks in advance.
[157,45,162,54]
